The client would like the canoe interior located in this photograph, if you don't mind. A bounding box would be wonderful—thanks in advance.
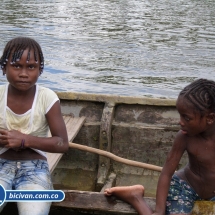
[49,91,215,215]
[52,92,187,198]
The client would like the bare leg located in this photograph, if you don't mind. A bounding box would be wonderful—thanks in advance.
[104,185,153,215]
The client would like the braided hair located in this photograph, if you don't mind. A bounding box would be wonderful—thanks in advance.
[179,79,215,114]
[0,37,44,74]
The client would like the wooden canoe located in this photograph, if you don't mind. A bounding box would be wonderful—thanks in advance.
[2,91,213,214]
[50,91,212,215]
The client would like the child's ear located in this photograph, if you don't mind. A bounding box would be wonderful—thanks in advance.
[206,113,215,124]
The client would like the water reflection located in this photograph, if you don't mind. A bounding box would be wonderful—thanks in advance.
[0,0,215,98]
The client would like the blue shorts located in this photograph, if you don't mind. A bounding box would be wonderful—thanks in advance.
[166,174,215,214]
[0,159,53,215]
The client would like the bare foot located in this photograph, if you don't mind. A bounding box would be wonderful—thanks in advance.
[104,185,144,203]
[104,185,153,215]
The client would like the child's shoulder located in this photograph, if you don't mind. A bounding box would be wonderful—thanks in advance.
[36,84,59,104]
[174,130,189,146]
[175,130,186,139]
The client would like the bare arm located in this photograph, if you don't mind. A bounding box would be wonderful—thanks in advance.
[153,131,187,215]
[0,101,69,153]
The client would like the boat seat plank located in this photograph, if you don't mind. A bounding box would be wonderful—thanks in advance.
[47,116,86,173]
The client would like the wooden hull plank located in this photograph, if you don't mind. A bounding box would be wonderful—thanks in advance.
[53,190,155,214]
[53,191,215,215]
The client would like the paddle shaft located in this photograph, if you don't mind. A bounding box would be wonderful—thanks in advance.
[69,142,162,172]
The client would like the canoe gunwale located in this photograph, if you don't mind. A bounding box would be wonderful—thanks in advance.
[52,189,155,214]
[52,190,215,215]
[56,91,176,106]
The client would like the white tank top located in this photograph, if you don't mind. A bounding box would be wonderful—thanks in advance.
[0,84,59,157]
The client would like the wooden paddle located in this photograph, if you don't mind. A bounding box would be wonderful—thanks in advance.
[69,142,162,172]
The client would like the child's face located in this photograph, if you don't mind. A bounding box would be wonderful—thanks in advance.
[176,96,209,136]
[3,48,40,91]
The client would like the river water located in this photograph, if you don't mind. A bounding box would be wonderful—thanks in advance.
[0,0,215,99]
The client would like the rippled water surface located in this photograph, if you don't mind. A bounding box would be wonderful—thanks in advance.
[0,0,215,98]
